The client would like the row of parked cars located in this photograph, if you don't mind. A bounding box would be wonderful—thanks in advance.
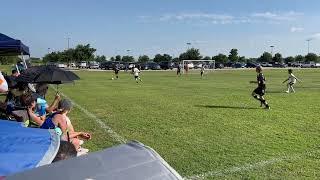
[49,61,320,70]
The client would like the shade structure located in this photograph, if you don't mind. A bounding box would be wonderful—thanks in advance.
[0,120,60,177]
[0,33,30,56]
[17,65,80,84]
[7,141,183,180]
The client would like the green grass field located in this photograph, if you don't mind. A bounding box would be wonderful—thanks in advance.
[2,66,320,179]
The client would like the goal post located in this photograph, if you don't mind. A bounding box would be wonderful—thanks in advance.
[182,60,215,74]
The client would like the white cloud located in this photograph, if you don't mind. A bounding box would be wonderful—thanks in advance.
[139,11,303,25]
[159,13,234,22]
[252,11,303,21]
[290,27,304,32]
[307,33,320,40]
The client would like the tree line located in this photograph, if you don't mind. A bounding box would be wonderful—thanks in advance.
[2,43,318,65]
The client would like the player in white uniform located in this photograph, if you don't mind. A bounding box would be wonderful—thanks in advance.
[133,66,142,83]
[283,69,301,93]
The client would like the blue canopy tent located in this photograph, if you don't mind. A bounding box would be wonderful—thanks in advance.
[0,120,60,177]
[0,33,30,56]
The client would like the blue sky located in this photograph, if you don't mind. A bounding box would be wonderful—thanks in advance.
[1,0,320,58]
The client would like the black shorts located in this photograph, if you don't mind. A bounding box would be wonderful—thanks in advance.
[289,82,295,86]
[134,76,139,79]
[253,87,265,96]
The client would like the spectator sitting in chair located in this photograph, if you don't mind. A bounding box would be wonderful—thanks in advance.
[26,97,91,155]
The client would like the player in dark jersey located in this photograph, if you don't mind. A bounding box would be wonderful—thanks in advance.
[114,65,120,79]
[250,66,270,109]
[177,63,182,76]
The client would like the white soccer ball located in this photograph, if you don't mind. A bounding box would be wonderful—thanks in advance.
[111,78,114,80]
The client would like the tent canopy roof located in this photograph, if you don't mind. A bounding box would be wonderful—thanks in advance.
[0,33,30,56]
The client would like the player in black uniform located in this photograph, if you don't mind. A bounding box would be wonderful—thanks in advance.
[114,65,120,79]
[177,63,182,76]
[250,66,270,109]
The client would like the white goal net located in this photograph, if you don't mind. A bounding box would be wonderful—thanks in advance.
[182,60,215,74]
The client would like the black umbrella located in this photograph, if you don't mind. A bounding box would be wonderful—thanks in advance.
[17,65,79,83]
[17,65,80,91]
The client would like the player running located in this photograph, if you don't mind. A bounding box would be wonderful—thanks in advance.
[177,63,182,76]
[283,69,301,93]
[250,66,270,109]
[114,65,120,79]
[200,65,205,78]
[133,65,142,83]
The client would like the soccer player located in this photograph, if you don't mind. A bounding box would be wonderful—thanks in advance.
[133,65,142,83]
[114,65,120,79]
[200,65,205,78]
[177,63,182,76]
[250,66,270,109]
[283,69,301,93]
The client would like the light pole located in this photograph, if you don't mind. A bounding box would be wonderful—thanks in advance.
[270,45,274,56]
[67,37,70,49]
[186,42,192,50]
[126,49,131,56]
[306,39,312,54]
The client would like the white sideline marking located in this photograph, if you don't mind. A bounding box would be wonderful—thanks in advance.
[51,87,127,144]
[185,149,318,180]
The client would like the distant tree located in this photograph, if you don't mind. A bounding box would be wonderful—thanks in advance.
[202,56,211,60]
[172,57,180,62]
[179,48,202,60]
[295,55,305,63]
[212,53,228,64]
[110,57,115,61]
[95,55,106,62]
[257,52,272,63]
[73,44,96,62]
[272,53,283,63]
[153,54,172,62]
[122,56,134,62]
[247,58,258,63]
[0,56,20,65]
[115,55,121,62]
[163,54,172,61]
[228,49,239,62]
[284,56,295,64]
[238,56,246,62]
[305,53,318,62]
[138,55,150,63]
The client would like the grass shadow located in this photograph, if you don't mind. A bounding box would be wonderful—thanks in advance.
[267,91,284,94]
[195,105,260,110]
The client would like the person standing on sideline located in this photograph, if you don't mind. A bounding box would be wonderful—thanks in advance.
[283,69,301,93]
[250,66,270,109]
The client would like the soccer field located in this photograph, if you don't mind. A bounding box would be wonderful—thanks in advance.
[49,69,320,179]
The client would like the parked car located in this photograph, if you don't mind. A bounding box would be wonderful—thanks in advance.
[315,63,320,68]
[78,61,87,69]
[233,62,245,68]
[159,61,174,70]
[215,63,224,69]
[56,63,66,68]
[301,62,316,68]
[100,61,119,70]
[245,62,257,68]
[88,61,100,69]
[142,62,161,70]
[272,62,287,68]
[260,62,272,67]
[291,62,302,67]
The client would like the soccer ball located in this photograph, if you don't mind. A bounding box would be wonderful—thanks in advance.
[111,78,114,80]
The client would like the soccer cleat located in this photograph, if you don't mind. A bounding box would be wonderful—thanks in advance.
[265,105,270,110]
[285,91,289,93]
